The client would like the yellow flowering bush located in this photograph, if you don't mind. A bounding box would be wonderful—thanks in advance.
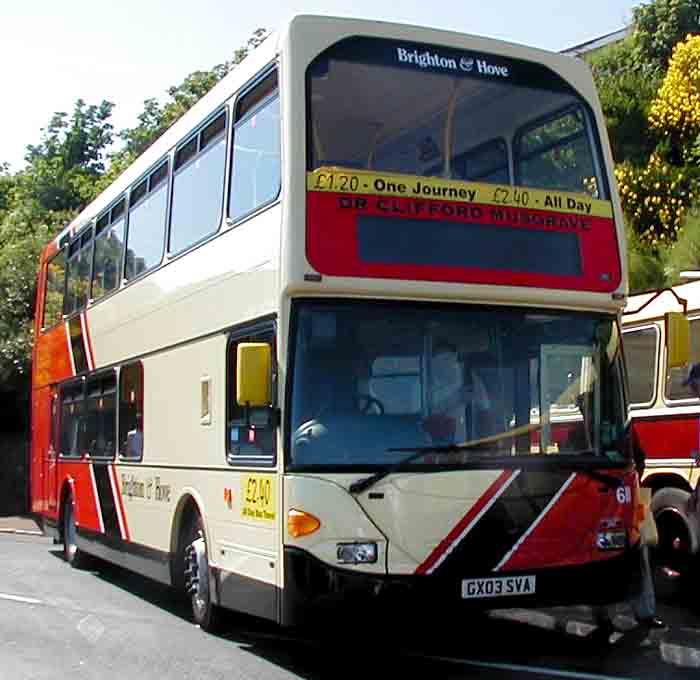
[615,152,696,244]
[649,35,700,155]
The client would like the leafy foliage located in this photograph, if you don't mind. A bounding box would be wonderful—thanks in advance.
[590,40,659,164]
[631,0,700,75]
[662,209,700,281]
[615,153,697,244]
[648,35,700,159]
[625,221,670,292]
[101,28,268,192]
[22,99,114,212]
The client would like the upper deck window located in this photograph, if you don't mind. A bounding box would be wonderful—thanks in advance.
[64,228,93,316]
[228,71,281,222]
[43,249,66,329]
[170,110,228,254]
[307,37,605,198]
[125,161,169,281]
[92,197,126,300]
[305,37,619,292]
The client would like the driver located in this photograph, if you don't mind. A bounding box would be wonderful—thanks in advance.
[423,344,498,444]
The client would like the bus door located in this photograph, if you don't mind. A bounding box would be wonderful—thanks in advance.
[46,390,60,514]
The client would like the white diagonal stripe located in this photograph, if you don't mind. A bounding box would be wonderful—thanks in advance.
[493,472,577,572]
[427,469,521,575]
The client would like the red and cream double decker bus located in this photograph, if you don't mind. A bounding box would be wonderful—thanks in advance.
[623,283,700,495]
[622,283,699,580]
[32,15,642,629]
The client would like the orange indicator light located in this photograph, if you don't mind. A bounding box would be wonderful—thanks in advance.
[288,509,321,538]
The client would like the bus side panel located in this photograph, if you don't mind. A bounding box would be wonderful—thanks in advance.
[633,414,699,463]
[30,387,52,515]
[60,461,108,534]
[34,323,74,388]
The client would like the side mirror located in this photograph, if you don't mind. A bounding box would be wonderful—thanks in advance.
[236,342,272,407]
[665,312,690,369]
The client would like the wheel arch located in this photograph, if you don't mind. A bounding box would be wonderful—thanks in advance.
[168,488,211,588]
[642,471,692,495]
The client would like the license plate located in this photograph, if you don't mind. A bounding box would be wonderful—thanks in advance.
[461,575,536,599]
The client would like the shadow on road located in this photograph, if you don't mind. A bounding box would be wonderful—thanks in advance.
[45,546,700,679]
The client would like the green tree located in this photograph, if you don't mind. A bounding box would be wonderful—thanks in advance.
[0,99,116,386]
[661,209,700,282]
[632,0,700,74]
[626,222,670,292]
[103,27,269,192]
[590,40,658,164]
[22,99,114,212]
[648,35,700,161]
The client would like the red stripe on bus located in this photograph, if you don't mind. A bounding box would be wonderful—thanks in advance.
[415,470,517,575]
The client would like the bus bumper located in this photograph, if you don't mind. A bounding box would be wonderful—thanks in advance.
[281,544,641,628]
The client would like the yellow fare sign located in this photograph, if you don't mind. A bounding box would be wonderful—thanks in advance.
[306,167,613,219]
[241,474,276,521]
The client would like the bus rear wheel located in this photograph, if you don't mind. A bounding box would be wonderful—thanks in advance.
[62,495,91,569]
[183,517,220,632]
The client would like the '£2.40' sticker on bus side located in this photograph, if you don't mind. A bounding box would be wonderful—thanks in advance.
[241,474,276,521]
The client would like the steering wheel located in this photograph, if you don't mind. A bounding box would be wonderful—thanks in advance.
[357,394,385,415]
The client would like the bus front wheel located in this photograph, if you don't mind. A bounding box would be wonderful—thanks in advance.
[183,517,220,632]
[651,487,696,599]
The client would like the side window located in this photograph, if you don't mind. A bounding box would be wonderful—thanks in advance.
[666,317,700,401]
[119,362,144,459]
[516,107,600,197]
[438,138,509,184]
[60,381,85,457]
[77,229,93,309]
[227,329,276,463]
[170,111,227,253]
[85,371,117,458]
[64,229,93,316]
[43,249,66,329]
[125,161,169,281]
[229,71,281,222]
[623,326,659,407]
[93,198,126,300]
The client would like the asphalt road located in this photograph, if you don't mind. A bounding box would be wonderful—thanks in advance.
[3,533,700,679]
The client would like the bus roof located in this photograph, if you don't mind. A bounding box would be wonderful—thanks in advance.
[624,280,700,325]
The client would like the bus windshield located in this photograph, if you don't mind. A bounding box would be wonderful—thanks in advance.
[307,36,605,198]
[289,301,627,469]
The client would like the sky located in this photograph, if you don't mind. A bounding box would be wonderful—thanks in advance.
[1,0,639,171]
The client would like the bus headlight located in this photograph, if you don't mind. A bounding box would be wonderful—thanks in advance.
[596,531,627,551]
[336,542,378,564]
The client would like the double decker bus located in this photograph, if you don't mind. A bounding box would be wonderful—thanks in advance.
[623,283,699,494]
[622,283,699,580]
[31,15,642,629]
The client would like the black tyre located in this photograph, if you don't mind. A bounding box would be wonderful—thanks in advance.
[183,517,220,632]
[651,487,694,599]
[62,495,91,569]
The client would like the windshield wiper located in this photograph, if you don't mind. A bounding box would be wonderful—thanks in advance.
[349,423,539,495]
